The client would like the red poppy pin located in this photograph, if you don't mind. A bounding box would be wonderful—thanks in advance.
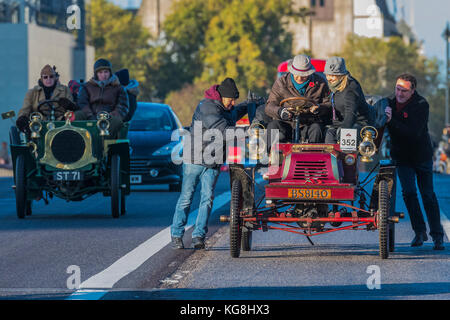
[403,112,408,119]
[309,82,315,88]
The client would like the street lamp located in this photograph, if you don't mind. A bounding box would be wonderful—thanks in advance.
[443,22,450,126]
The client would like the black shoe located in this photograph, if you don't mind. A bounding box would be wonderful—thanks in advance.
[411,232,428,247]
[432,237,445,251]
[171,237,184,249]
[192,237,206,249]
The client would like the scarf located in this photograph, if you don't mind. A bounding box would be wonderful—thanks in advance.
[39,79,57,100]
[328,75,348,93]
[291,74,310,96]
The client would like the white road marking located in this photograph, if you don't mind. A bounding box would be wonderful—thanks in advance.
[66,177,263,300]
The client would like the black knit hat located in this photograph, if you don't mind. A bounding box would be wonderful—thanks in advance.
[94,58,112,74]
[217,78,239,99]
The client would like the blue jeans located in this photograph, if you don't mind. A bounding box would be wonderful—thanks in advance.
[397,160,444,239]
[170,163,220,239]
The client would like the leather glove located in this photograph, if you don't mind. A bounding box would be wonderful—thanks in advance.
[16,115,30,133]
[58,97,78,111]
[278,107,293,121]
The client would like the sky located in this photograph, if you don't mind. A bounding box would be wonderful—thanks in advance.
[110,0,449,64]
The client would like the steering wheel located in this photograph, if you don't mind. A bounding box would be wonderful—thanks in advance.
[279,97,315,116]
[37,99,61,114]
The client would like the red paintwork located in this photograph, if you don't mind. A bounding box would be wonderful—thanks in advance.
[266,143,357,201]
[277,59,326,74]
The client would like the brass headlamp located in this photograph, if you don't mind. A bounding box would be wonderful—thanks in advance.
[358,126,378,163]
[97,111,110,137]
[248,123,266,161]
[29,112,43,139]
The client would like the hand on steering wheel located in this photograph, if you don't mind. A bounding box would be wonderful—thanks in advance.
[279,96,315,117]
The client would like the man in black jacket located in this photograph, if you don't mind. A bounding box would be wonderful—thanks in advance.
[385,73,445,250]
[170,78,247,250]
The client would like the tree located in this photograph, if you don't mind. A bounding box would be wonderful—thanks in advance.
[86,0,150,87]
[339,34,444,139]
[340,35,441,97]
[200,0,310,94]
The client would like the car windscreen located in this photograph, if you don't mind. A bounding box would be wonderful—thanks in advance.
[129,108,175,132]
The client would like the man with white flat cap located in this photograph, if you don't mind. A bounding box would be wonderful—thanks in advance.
[265,54,331,145]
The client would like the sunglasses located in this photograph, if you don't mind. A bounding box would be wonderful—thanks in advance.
[42,75,55,80]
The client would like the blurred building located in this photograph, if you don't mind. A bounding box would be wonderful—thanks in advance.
[0,0,94,141]
[290,0,399,59]
[137,0,399,58]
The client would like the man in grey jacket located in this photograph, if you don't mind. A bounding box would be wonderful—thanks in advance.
[170,78,247,250]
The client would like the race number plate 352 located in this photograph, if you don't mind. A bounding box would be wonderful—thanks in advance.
[288,188,331,200]
[340,128,357,152]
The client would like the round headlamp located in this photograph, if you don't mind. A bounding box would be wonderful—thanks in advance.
[96,112,110,136]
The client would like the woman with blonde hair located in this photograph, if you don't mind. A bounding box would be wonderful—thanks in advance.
[324,57,372,143]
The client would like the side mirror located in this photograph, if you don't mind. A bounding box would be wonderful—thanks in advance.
[2,110,15,120]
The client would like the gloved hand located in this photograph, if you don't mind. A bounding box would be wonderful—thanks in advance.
[58,97,78,111]
[16,115,30,133]
[247,91,266,106]
[278,107,293,121]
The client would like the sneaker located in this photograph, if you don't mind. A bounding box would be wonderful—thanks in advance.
[192,237,206,249]
[171,237,184,249]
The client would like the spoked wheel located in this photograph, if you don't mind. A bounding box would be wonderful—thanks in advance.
[230,179,243,258]
[111,154,122,219]
[378,180,389,259]
[15,155,27,219]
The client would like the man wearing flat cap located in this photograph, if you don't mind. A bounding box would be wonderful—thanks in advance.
[170,78,248,250]
[16,64,77,133]
[265,54,332,145]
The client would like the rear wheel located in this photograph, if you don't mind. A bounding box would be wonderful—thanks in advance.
[111,154,122,219]
[230,179,242,258]
[378,180,389,259]
[15,155,27,219]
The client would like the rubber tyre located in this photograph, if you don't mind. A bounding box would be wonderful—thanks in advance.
[120,192,126,216]
[111,154,122,219]
[389,223,395,252]
[378,180,389,259]
[15,155,26,219]
[241,228,252,251]
[26,201,32,216]
[230,179,242,258]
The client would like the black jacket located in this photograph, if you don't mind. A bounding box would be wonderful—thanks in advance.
[184,85,247,168]
[386,91,433,165]
[331,75,372,128]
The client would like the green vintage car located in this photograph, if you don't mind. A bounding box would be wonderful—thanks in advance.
[3,99,130,219]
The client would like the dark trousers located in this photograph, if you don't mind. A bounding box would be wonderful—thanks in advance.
[266,120,324,148]
[397,160,444,239]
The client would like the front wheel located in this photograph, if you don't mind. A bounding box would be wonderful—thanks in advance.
[111,154,122,219]
[230,179,243,258]
[378,180,389,259]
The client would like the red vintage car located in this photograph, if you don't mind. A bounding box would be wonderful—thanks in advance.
[222,96,402,259]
